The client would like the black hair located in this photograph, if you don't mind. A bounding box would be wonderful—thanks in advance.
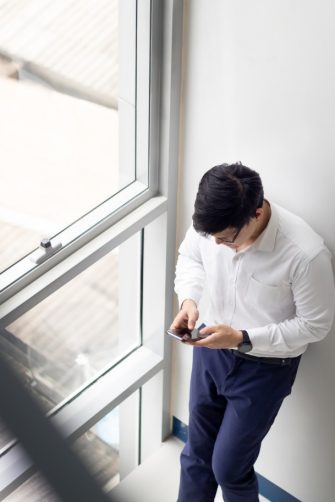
[192,162,264,235]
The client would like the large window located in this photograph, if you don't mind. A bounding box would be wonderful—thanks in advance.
[0,0,151,293]
[0,231,141,450]
[0,0,182,498]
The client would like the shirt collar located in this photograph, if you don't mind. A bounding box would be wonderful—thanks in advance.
[250,201,279,253]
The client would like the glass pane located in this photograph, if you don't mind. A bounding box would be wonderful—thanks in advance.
[3,473,62,502]
[0,0,137,272]
[4,391,139,501]
[0,231,142,450]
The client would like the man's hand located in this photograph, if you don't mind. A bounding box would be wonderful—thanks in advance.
[185,324,243,349]
[170,299,199,330]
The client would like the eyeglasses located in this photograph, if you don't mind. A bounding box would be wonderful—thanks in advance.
[214,226,242,244]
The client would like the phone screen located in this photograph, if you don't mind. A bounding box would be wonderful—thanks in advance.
[167,327,193,341]
[167,323,207,342]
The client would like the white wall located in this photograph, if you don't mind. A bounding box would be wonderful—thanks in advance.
[171,1,335,500]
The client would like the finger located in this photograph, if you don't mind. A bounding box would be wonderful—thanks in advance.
[187,311,199,330]
[196,331,222,345]
[199,325,216,336]
[181,338,193,345]
[186,333,215,347]
[191,338,214,347]
[170,311,187,329]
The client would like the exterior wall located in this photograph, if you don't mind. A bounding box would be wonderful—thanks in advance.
[171,1,335,500]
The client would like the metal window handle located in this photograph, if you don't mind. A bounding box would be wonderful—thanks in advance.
[40,238,52,249]
[30,238,63,265]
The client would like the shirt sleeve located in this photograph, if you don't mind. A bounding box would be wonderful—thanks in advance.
[174,225,206,308]
[248,249,335,354]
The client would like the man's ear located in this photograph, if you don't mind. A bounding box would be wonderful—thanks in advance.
[254,207,263,220]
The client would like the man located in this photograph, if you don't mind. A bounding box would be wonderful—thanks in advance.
[171,162,335,502]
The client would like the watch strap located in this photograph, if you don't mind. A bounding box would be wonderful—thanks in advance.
[238,330,252,353]
[241,330,251,345]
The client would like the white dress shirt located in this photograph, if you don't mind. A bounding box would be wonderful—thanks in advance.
[175,202,335,358]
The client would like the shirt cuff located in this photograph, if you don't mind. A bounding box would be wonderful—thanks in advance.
[247,326,271,353]
[178,294,199,310]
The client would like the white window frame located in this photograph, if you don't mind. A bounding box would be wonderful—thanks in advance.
[0,0,151,297]
[0,0,183,498]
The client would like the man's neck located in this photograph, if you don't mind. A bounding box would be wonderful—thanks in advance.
[254,199,271,239]
[236,200,271,252]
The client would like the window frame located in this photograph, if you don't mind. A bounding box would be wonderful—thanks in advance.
[0,0,183,497]
[0,0,153,296]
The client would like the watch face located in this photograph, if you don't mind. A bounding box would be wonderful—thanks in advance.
[239,342,252,353]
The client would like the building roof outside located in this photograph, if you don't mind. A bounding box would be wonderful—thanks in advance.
[0,0,118,107]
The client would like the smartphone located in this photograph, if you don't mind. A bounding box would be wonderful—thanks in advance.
[167,323,207,342]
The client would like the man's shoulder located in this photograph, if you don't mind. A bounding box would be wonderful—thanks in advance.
[273,203,326,261]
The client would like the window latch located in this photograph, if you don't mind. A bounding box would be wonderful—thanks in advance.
[30,238,62,265]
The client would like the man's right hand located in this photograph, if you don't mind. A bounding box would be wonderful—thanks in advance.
[170,299,199,331]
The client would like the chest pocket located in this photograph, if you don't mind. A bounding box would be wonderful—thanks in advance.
[246,275,294,323]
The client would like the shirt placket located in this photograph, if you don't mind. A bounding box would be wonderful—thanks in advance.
[227,253,242,327]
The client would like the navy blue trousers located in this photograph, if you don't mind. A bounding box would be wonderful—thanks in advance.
[178,348,301,502]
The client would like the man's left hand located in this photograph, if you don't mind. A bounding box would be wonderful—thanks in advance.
[185,324,243,349]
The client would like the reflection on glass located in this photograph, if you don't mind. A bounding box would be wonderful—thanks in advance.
[0,0,136,272]
[73,406,121,492]
[0,232,141,450]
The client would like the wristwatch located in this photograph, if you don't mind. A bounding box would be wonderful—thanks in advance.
[237,330,253,353]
